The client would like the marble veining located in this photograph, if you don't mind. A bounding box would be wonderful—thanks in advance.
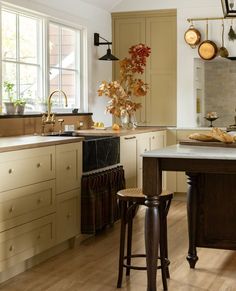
[142,144,236,160]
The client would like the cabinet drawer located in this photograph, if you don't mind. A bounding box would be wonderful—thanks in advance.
[0,214,55,271]
[0,180,56,232]
[0,147,55,192]
[56,189,80,243]
[56,143,82,194]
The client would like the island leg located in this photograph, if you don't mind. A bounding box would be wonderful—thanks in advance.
[143,157,162,291]
[186,172,199,268]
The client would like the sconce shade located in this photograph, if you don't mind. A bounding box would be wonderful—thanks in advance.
[99,48,119,61]
[94,32,119,61]
[222,0,236,17]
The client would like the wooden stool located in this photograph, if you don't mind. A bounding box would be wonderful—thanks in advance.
[116,188,173,290]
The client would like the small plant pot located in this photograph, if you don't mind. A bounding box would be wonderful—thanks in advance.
[4,102,16,115]
[16,104,25,115]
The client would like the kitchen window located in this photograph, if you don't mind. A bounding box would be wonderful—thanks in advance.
[1,5,84,113]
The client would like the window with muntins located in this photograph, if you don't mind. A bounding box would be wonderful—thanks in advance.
[1,5,83,114]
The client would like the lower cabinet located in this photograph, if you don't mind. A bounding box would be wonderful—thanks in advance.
[56,189,80,244]
[0,141,82,274]
[0,214,56,272]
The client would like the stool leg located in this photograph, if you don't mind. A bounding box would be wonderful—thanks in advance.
[159,202,168,291]
[164,199,172,279]
[126,203,136,276]
[117,201,127,288]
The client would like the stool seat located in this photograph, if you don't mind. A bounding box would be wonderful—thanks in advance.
[116,187,173,290]
[117,188,173,203]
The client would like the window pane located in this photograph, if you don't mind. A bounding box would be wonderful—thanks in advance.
[49,68,60,90]
[2,63,16,102]
[20,64,38,103]
[19,15,38,63]
[2,11,16,61]
[61,27,76,69]
[62,69,76,108]
[49,24,60,67]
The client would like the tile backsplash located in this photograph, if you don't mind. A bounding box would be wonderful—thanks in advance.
[204,60,236,127]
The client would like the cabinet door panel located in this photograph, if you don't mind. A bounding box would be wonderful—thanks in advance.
[120,135,137,188]
[56,189,80,243]
[56,142,82,194]
[0,147,55,192]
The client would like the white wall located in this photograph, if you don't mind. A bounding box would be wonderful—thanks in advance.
[112,0,228,127]
[3,0,113,126]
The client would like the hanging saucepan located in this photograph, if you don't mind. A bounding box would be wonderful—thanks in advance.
[198,20,218,60]
[184,22,201,48]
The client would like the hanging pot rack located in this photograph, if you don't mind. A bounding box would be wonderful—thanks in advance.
[187,17,235,23]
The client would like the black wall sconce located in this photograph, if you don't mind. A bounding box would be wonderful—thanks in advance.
[222,0,236,17]
[94,33,119,61]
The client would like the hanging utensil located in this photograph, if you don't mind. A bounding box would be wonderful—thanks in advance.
[219,20,229,58]
[228,19,236,41]
[184,21,201,49]
[198,20,218,61]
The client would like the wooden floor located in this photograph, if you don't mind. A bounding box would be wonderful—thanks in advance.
[1,200,236,291]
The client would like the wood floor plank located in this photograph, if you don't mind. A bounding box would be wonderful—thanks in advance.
[1,201,236,290]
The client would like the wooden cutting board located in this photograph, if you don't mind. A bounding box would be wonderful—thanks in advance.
[179,139,236,148]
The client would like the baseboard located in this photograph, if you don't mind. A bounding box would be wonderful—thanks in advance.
[173,192,187,201]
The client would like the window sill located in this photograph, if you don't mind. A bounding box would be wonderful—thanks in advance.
[0,112,92,119]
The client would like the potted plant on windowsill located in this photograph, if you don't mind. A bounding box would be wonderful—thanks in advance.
[15,98,26,115]
[3,81,16,115]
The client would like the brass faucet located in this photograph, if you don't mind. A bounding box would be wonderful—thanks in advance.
[41,90,68,134]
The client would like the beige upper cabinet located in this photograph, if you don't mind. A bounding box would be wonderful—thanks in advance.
[112,10,177,126]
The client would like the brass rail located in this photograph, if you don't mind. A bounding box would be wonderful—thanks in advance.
[187,17,232,23]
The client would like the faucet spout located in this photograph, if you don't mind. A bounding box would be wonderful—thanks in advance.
[47,90,68,117]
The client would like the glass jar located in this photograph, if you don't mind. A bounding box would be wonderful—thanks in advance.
[120,109,129,129]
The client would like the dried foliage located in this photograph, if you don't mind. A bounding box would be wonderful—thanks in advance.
[97,43,151,117]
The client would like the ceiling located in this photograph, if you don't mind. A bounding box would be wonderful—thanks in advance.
[80,0,122,11]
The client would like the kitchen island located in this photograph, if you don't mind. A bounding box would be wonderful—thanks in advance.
[142,144,236,291]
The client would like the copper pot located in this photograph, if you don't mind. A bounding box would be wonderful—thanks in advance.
[198,21,218,60]
[184,24,201,48]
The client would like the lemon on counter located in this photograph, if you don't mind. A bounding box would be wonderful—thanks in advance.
[112,123,120,130]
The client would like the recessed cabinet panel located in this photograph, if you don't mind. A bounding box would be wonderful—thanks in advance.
[120,135,137,188]
[0,214,55,272]
[56,142,82,194]
[56,189,80,244]
[0,180,56,232]
[0,147,55,192]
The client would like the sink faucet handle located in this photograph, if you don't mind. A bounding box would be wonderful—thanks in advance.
[58,118,64,133]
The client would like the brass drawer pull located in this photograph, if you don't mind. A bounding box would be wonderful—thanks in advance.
[37,198,42,204]
[124,136,136,140]
[67,213,72,219]
[9,206,14,213]
[8,169,13,174]
[9,245,14,252]
[37,234,41,240]
[66,165,72,170]
[37,163,42,168]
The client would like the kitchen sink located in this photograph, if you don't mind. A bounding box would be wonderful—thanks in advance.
[43,132,120,172]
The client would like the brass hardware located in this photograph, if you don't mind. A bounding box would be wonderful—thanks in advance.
[9,206,14,213]
[187,17,225,23]
[37,163,41,168]
[9,245,14,252]
[37,198,42,204]
[58,118,64,134]
[66,165,72,170]
[67,213,72,219]
[41,90,68,134]
[8,169,13,174]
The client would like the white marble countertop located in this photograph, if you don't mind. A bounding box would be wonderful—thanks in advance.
[0,135,84,153]
[142,144,236,160]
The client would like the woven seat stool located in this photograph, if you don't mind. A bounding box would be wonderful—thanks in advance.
[116,188,173,290]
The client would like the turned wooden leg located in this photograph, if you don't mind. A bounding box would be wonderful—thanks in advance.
[143,157,162,291]
[126,202,134,276]
[117,201,127,288]
[186,172,199,269]
[145,197,159,291]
